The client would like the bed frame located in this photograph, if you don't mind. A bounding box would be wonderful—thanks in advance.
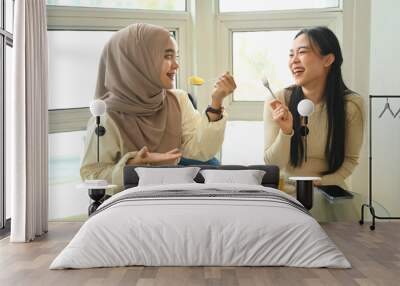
[123,165,280,190]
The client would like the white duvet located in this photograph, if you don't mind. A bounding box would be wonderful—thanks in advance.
[50,183,351,269]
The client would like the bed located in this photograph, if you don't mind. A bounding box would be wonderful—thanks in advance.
[50,165,350,269]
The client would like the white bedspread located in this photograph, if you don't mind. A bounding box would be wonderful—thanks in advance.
[50,183,351,269]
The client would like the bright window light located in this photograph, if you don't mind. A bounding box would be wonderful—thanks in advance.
[6,0,14,32]
[48,30,178,109]
[48,31,115,109]
[220,0,339,12]
[232,30,298,102]
[49,131,88,220]
[47,0,186,11]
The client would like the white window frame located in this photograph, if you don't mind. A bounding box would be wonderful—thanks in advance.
[1,0,14,232]
[214,0,351,121]
[47,4,192,132]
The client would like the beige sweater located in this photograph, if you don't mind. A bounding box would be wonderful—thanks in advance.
[81,89,227,193]
[264,89,364,188]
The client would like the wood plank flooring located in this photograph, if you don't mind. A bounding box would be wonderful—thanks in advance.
[0,221,399,286]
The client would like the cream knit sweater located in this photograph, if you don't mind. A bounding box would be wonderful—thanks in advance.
[264,89,364,189]
[81,89,227,193]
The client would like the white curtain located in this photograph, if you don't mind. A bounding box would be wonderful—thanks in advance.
[9,0,48,242]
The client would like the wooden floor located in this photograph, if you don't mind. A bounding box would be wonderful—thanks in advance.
[0,221,399,286]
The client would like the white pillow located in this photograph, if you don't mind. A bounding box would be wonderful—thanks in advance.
[200,169,266,185]
[135,167,201,186]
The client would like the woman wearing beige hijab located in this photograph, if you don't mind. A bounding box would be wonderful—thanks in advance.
[80,23,236,193]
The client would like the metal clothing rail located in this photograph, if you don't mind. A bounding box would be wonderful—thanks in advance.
[360,95,400,230]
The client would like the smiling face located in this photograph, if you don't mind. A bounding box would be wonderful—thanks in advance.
[159,36,179,89]
[288,33,333,87]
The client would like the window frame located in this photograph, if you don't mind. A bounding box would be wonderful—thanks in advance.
[0,0,13,232]
[216,6,344,121]
[47,4,192,133]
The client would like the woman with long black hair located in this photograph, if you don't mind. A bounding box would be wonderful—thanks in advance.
[264,26,364,221]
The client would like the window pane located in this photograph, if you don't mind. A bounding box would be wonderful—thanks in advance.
[49,30,179,109]
[46,0,186,11]
[233,30,297,101]
[5,45,12,219]
[0,41,3,227]
[49,131,89,220]
[48,31,114,109]
[220,0,338,12]
[6,0,13,33]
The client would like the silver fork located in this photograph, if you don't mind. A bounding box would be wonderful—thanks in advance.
[261,76,277,100]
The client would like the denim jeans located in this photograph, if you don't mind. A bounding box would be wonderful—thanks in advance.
[178,157,220,166]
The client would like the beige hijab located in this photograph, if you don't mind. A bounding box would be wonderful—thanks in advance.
[95,23,182,153]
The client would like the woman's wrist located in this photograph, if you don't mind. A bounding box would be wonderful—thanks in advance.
[281,128,293,135]
[126,158,136,165]
[210,97,223,109]
[206,105,223,122]
[206,113,223,122]
[206,97,224,122]
[127,156,141,165]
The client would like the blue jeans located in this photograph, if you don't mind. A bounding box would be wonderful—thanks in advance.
[179,157,220,166]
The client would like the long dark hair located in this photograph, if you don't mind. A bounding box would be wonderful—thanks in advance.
[288,26,351,175]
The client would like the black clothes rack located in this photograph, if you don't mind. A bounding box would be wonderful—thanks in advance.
[360,95,400,230]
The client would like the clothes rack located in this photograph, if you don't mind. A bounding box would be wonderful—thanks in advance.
[360,95,400,230]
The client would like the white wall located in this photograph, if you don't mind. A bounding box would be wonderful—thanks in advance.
[369,0,400,96]
[344,0,370,210]
[368,0,400,217]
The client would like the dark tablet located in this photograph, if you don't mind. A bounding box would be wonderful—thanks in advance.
[317,185,354,201]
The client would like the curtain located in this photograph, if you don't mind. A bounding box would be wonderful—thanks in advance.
[9,0,48,242]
